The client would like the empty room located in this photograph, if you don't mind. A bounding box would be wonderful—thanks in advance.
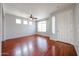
[1,3,79,56]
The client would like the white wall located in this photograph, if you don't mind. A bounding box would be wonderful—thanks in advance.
[54,9,74,44]
[74,4,79,55]
[0,3,2,56]
[4,13,36,40]
[37,8,75,45]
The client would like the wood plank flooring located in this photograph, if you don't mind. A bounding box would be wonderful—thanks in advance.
[2,34,77,56]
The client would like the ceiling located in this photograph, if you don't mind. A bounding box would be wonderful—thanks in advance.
[4,3,74,20]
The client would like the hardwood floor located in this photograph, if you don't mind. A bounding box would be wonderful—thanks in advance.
[2,34,77,56]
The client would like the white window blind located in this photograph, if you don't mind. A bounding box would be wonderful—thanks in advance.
[29,21,32,25]
[23,20,28,24]
[16,19,21,24]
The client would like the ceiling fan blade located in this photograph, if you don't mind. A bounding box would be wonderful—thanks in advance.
[30,14,32,18]
[34,18,37,19]
[29,14,37,20]
[32,17,37,19]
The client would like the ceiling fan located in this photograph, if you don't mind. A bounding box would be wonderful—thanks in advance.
[29,14,37,20]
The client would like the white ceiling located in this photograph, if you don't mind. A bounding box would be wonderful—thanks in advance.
[4,3,74,20]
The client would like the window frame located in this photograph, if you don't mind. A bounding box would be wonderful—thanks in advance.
[37,21,46,32]
[52,16,56,34]
[23,20,28,25]
[29,21,33,25]
[16,19,21,24]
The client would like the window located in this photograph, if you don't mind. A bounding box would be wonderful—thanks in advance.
[29,21,32,25]
[37,21,46,32]
[16,19,21,24]
[52,16,55,34]
[23,20,28,24]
